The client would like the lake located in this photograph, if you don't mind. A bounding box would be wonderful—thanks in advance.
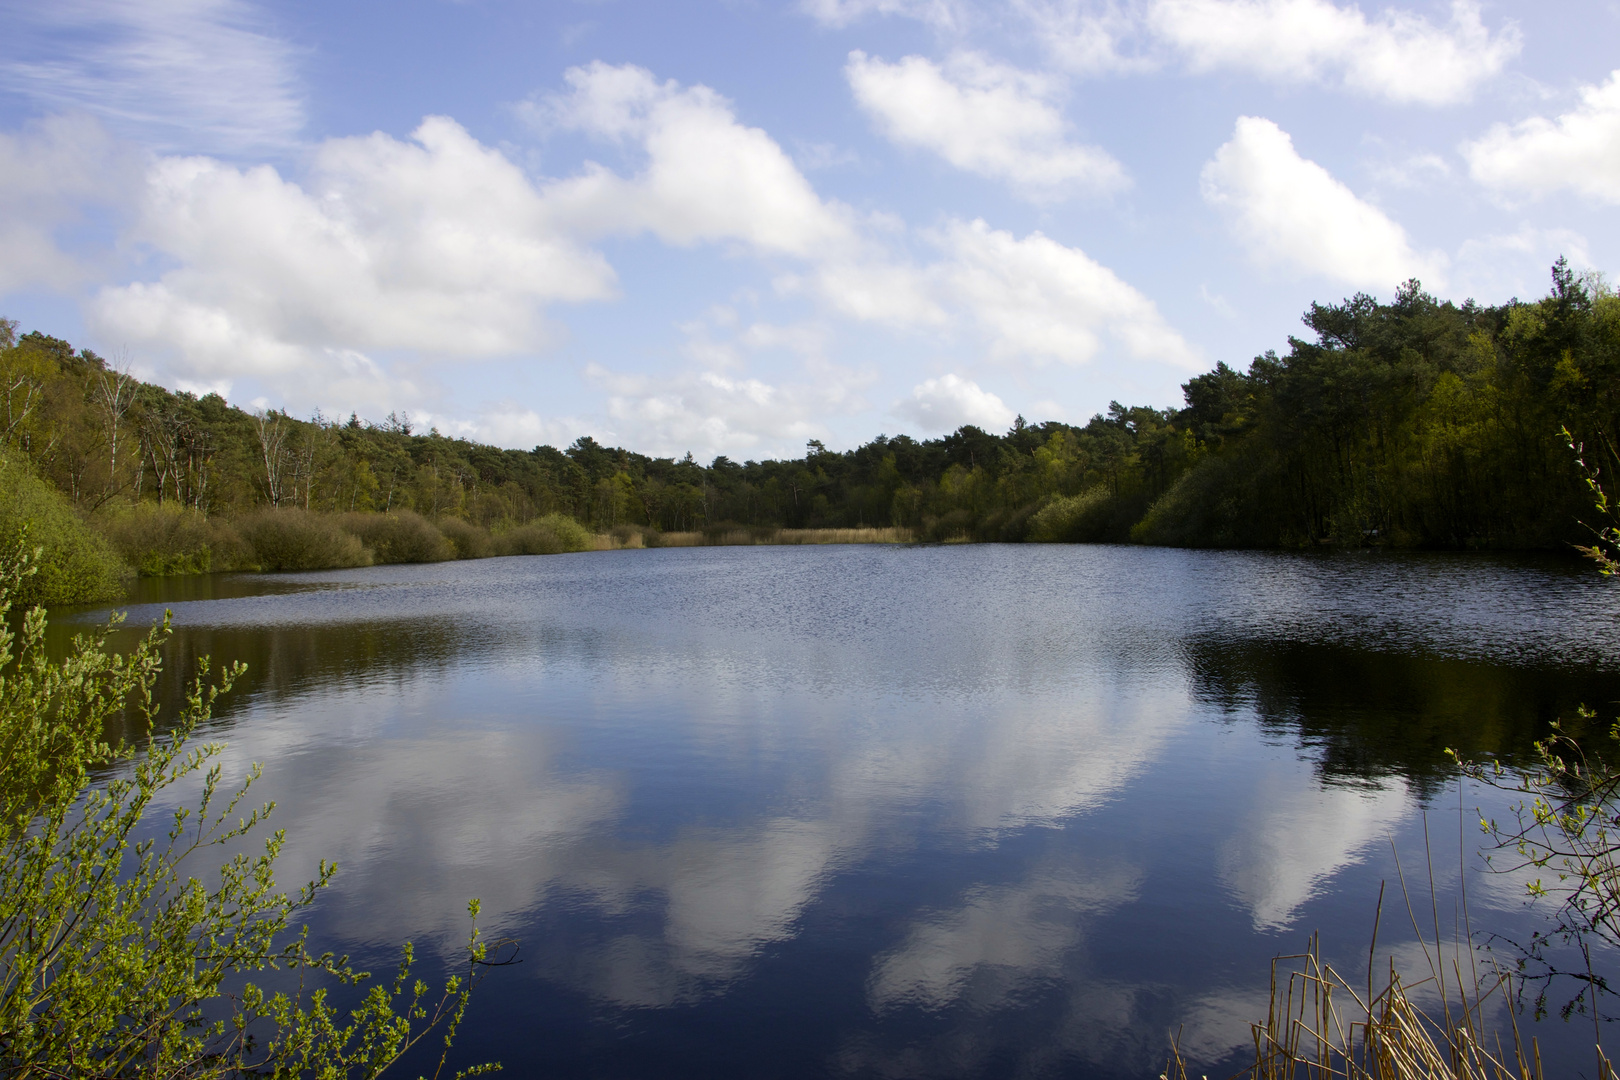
[68,543,1620,1078]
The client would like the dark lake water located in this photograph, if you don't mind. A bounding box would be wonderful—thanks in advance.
[62,544,1620,1078]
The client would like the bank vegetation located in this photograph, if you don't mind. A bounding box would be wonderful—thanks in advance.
[2,260,1614,603]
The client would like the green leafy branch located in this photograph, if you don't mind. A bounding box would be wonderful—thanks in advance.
[0,537,507,1078]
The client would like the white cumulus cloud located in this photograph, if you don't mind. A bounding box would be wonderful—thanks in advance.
[471,404,596,452]
[1016,0,1156,77]
[1463,70,1620,205]
[845,51,1127,198]
[533,62,861,260]
[935,219,1199,367]
[586,360,873,458]
[802,222,1195,372]
[14,57,1198,443]
[895,373,1016,433]
[90,116,616,405]
[1201,116,1446,290]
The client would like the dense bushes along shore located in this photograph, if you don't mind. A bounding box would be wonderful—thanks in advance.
[0,457,917,604]
[0,466,604,602]
[1,261,1616,602]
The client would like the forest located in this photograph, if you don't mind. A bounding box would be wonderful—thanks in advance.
[1,259,1615,603]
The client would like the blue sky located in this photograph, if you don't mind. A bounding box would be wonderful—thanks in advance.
[0,0,1615,458]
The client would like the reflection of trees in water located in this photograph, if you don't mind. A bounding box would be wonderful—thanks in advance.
[1183,636,1620,794]
[165,619,485,713]
[41,613,511,746]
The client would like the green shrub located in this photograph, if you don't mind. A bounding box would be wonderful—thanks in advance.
[99,502,217,576]
[921,508,973,542]
[979,501,1042,542]
[0,546,496,1076]
[1026,487,1113,543]
[201,518,258,572]
[494,522,566,556]
[338,511,454,564]
[236,509,370,571]
[493,513,593,556]
[1131,452,1272,548]
[436,516,493,559]
[542,512,595,551]
[0,454,129,605]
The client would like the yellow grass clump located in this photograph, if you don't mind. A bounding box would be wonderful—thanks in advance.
[1163,917,1590,1080]
[772,527,914,544]
[607,526,917,548]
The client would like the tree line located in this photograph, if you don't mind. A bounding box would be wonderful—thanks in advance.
[0,259,1613,574]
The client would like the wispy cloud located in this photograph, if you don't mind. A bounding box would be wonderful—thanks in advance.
[0,114,141,292]
[814,0,1520,106]
[1146,0,1518,106]
[0,0,305,156]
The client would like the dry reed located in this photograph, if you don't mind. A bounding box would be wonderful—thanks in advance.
[771,527,914,544]
[1165,934,1548,1080]
[600,527,917,548]
[1164,847,1615,1080]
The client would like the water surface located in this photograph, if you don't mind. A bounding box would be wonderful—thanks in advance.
[71,544,1620,1078]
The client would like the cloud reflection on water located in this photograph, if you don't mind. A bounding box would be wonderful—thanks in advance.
[1217,774,1410,931]
[867,861,1143,1013]
[101,544,1619,1078]
[214,667,1190,1009]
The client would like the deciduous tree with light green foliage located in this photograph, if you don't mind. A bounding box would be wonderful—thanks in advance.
[0,543,500,1077]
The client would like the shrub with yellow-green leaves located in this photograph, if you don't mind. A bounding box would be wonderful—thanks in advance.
[0,454,130,604]
[0,546,498,1077]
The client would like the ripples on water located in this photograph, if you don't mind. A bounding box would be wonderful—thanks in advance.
[63,545,1620,1078]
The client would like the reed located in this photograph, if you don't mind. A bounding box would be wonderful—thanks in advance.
[1166,937,1548,1080]
[772,527,914,544]
[616,527,916,548]
[652,531,703,547]
[1167,866,1613,1080]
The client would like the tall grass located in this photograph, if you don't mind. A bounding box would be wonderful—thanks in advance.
[1166,931,1552,1080]
[652,527,914,547]
[1170,843,1608,1080]
[774,527,912,544]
